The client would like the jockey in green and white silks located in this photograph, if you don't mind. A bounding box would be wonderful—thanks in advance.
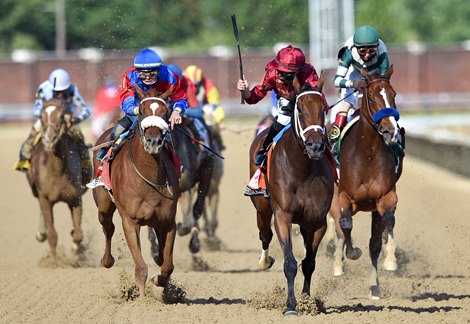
[329,25,390,156]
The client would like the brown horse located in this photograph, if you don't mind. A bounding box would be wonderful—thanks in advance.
[329,65,404,299]
[91,86,180,297]
[248,74,334,315]
[26,99,91,256]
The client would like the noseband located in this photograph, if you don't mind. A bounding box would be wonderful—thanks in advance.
[293,91,326,143]
[137,96,170,141]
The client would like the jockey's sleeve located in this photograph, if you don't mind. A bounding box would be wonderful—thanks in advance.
[334,49,354,88]
[377,52,390,75]
[203,78,221,106]
[172,98,188,114]
[72,87,91,122]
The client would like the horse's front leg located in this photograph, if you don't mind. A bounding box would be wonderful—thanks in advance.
[369,211,385,299]
[38,196,58,256]
[150,221,176,288]
[177,190,193,236]
[68,199,83,254]
[256,203,274,270]
[300,224,326,296]
[273,210,298,316]
[96,195,116,268]
[121,214,147,297]
[36,211,48,242]
[378,192,398,272]
[148,227,159,264]
[337,193,362,260]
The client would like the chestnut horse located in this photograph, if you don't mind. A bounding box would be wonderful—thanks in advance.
[248,75,334,315]
[91,86,180,297]
[26,99,91,256]
[329,65,404,299]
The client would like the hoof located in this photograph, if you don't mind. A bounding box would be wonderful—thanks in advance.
[189,233,200,254]
[383,259,398,271]
[150,274,169,287]
[177,223,191,236]
[101,256,115,268]
[346,247,362,260]
[259,256,275,270]
[283,309,298,316]
[333,265,344,277]
[369,285,381,300]
[36,232,47,242]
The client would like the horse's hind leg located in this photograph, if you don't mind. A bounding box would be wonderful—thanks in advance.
[257,207,275,270]
[369,211,385,300]
[38,197,58,256]
[177,190,193,236]
[68,199,84,253]
[121,215,148,297]
[148,227,159,263]
[150,223,176,288]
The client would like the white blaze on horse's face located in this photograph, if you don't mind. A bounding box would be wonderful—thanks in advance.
[380,88,391,108]
[139,97,169,132]
[378,86,399,140]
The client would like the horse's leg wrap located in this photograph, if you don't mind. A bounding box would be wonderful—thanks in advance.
[339,216,352,230]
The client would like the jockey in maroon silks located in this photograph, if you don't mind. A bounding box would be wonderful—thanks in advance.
[237,45,327,168]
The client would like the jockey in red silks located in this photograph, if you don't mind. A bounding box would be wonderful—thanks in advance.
[237,45,328,168]
[87,48,188,189]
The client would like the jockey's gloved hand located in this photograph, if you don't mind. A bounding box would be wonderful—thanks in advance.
[351,80,366,90]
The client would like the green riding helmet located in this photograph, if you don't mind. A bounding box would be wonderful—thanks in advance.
[353,25,379,47]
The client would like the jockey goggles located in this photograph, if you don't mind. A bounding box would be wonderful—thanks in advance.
[277,70,296,83]
[137,70,159,79]
[357,47,377,56]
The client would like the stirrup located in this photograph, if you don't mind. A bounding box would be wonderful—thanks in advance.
[13,160,30,172]
[86,177,105,189]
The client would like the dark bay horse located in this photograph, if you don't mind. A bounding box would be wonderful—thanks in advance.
[91,86,180,297]
[248,75,335,315]
[329,65,404,299]
[26,99,91,256]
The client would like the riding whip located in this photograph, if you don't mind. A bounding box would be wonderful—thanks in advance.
[231,14,245,105]
[174,127,225,160]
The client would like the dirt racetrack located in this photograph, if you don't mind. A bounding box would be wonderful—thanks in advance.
[1,118,470,323]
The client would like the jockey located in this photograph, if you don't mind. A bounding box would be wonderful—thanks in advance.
[13,68,90,173]
[183,65,226,150]
[87,48,188,189]
[168,64,211,149]
[329,25,390,156]
[237,44,327,168]
[91,77,120,139]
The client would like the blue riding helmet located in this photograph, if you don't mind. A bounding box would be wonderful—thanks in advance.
[168,64,183,78]
[134,48,162,71]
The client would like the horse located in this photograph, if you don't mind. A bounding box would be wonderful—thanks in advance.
[26,98,91,256]
[91,86,180,297]
[248,74,335,315]
[328,65,404,300]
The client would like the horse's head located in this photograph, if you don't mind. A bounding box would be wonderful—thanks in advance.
[361,65,400,146]
[40,99,67,152]
[291,73,327,160]
[135,86,171,154]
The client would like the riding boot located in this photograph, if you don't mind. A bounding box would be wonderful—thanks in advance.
[255,120,284,168]
[13,128,37,171]
[96,116,130,161]
[329,113,347,159]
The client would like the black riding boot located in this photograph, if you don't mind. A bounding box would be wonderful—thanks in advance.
[255,120,284,168]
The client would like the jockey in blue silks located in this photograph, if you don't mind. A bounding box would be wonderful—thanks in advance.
[87,48,188,189]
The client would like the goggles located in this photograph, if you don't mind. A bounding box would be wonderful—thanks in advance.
[137,70,158,80]
[277,70,296,83]
[357,47,377,56]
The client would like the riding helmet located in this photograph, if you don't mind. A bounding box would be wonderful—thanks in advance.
[134,48,162,71]
[48,68,72,91]
[353,25,379,48]
[272,45,306,72]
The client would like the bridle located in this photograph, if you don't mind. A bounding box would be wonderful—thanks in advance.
[293,90,326,146]
[362,78,400,134]
[41,105,66,151]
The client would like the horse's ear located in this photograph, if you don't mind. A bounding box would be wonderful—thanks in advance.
[293,75,300,95]
[360,68,372,82]
[160,85,174,100]
[386,64,394,79]
[135,84,145,100]
[317,71,324,91]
